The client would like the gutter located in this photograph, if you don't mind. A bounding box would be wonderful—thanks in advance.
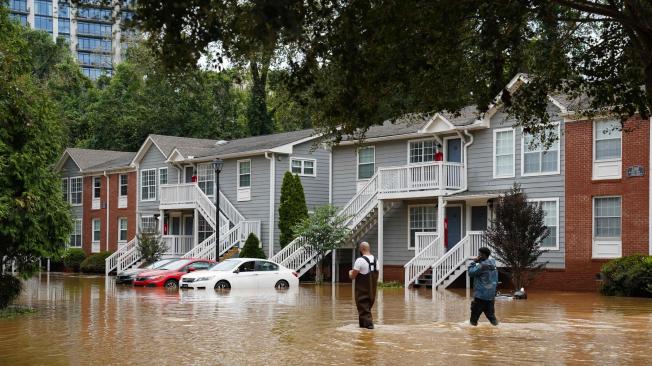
[265,152,275,258]
[104,171,110,252]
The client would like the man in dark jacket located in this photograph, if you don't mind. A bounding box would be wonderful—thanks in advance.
[468,247,499,326]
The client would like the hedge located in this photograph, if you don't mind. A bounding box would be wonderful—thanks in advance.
[600,255,652,297]
[80,252,114,274]
[63,248,87,272]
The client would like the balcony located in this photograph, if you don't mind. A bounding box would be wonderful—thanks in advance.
[162,235,193,256]
[377,161,465,199]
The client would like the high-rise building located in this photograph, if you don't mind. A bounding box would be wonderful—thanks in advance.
[7,0,137,80]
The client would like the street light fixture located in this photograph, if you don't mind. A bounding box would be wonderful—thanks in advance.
[212,158,224,262]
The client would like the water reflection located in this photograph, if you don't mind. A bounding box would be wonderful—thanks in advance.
[0,273,651,365]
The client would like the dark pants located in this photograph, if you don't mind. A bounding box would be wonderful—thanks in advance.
[355,272,378,328]
[470,297,497,325]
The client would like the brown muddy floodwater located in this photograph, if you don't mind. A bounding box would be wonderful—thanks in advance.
[1,273,651,366]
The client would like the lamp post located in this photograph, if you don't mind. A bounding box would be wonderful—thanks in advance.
[212,158,224,262]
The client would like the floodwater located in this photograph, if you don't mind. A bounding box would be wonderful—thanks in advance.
[1,274,651,365]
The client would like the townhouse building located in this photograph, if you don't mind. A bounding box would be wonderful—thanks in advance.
[56,148,137,255]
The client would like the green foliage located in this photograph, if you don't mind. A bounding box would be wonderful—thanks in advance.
[63,248,87,272]
[0,305,36,318]
[239,233,266,259]
[484,184,548,289]
[0,275,22,310]
[278,172,309,248]
[600,255,652,298]
[0,7,72,285]
[378,281,403,289]
[137,230,168,265]
[80,252,113,274]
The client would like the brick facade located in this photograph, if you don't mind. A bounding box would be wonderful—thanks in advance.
[534,117,650,291]
[82,171,137,255]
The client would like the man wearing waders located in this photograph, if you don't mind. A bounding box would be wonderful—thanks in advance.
[349,242,379,329]
[468,247,499,326]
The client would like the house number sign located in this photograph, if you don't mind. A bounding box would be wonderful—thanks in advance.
[627,165,645,177]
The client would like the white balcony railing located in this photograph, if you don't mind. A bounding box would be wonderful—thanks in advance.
[377,162,464,195]
[162,235,193,255]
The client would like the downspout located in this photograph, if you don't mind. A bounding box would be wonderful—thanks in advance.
[649,117,652,255]
[328,146,333,205]
[104,171,110,252]
[265,152,275,258]
[445,129,475,197]
[135,162,140,236]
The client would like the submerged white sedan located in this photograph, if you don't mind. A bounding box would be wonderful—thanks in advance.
[179,258,299,290]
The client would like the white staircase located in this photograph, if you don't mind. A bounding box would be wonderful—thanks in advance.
[430,231,486,289]
[403,233,444,287]
[105,237,139,275]
[271,172,392,278]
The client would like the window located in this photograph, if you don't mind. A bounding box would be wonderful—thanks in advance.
[61,178,69,202]
[188,261,211,271]
[70,177,83,205]
[35,0,52,16]
[58,2,70,17]
[69,219,82,247]
[140,169,156,201]
[77,21,112,36]
[357,147,375,180]
[81,67,107,80]
[9,0,28,13]
[198,216,212,243]
[290,158,316,176]
[159,168,168,186]
[493,128,515,178]
[77,37,111,51]
[255,261,279,271]
[238,160,251,188]
[594,120,622,161]
[530,199,559,249]
[408,205,437,248]
[77,52,112,67]
[197,164,214,196]
[594,197,621,239]
[34,16,53,32]
[522,124,560,175]
[238,261,255,272]
[118,218,128,242]
[77,7,112,21]
[409,139,436,164]
[58,18,70,34]
[92,219,101,243]
[9,13,28,26]
[119,174,128,196]
[140,216,156,233]
[93,176,101,199]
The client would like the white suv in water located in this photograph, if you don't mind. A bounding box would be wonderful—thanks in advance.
[179,258,299,290]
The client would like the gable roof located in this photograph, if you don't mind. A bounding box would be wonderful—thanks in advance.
[55,148,136,173]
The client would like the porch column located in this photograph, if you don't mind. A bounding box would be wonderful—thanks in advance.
[378,199,384,282]
[193,208,199,248]
[331,249,337,284]
[438,196,445,239]
[159,210,164,233]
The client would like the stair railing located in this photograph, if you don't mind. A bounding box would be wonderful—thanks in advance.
[105,237,137,275]
[403,234,443,287]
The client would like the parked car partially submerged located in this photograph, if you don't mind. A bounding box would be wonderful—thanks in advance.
[133,258,215,289]
[180,258,299,290]
[115,258,180,284]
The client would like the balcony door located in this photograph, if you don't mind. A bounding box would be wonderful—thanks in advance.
[445,137,462,163]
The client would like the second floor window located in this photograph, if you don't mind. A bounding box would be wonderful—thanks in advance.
[34,16,53,33]
[159,168,168,186]
[409,140,436,164]
[140,169,156,201]
[594,120,621,161]
[35,0,52,16]
[197,164,214,196]
[357,147,375,180]
[238,160,251,188]
[523,124,560,175]
[119,174,128,196]
[290,158,316,176]
[70,177,83,205]
[93,177,101,199]
[494,128,514,178]
[61,178,69,202]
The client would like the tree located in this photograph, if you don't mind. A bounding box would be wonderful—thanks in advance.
[134,0,306,136]
[137,230,168,265]
[278,172,308,248]
[484,185,549,290]
[0,7,72,308]
[292,205,350,283]
[239,233,266,259]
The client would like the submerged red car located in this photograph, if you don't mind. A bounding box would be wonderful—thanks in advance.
[133,258,215,289]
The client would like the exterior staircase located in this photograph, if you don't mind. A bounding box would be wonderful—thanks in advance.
[270,172,394,278]
[430,231,486,289]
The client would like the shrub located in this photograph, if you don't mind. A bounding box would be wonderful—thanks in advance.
[278,172,308,248]
[80,252,113,274]
[63,248,87,272]
[600,255,652,297]
[0,275,22,309]
[239,233,266,259]
[137,229,167,265]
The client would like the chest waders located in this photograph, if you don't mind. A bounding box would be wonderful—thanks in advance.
[354,256,379,328]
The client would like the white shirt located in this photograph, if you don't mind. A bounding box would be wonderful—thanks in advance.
[353,255,376,275]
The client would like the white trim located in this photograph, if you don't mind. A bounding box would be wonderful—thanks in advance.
[130,136,167,166]
[68,218,83,248]
[493,127,516,179]
[268,153,276,258]
[118,217,128,243]
[139,168,157,202]
[356,146,375,181]
[54,150,81,172]
[269,133,323,154]
[592,120,623,180]
[237,159,252,202]
[417,113,456,134]
[69,176,83,206]
[528,197,560,250]
[592,196,622,259]
[118,173,128,197]
[443,135,463,163]
[91,218,101,253]
[406,137,438,165]
[289,157,317,177]
[158,167,168,197]
[407,204,438,250]
[520,123,561,177]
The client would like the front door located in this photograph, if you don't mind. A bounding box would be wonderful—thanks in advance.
[446,206,462,248]
[471,206,488,231]
[184,166,194,183]
[446,138,462,163]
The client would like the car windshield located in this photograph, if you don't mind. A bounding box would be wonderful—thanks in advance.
[146,259,175,269]
[159,259,192,270]
[209,260,242,271]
